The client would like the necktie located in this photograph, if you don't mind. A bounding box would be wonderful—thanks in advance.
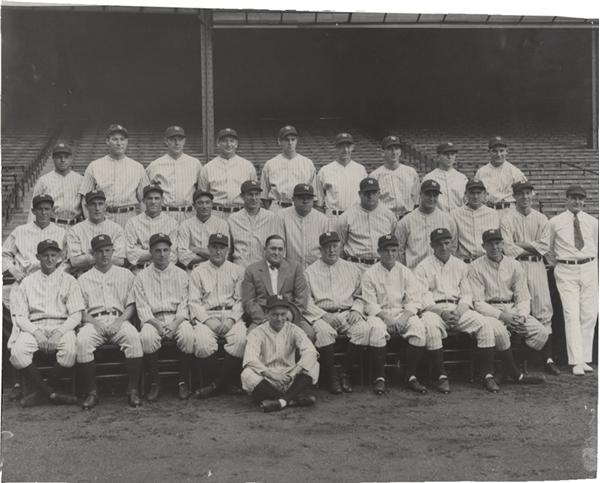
[574,214,584,250]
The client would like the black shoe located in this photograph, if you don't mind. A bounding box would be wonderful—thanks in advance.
[340,372,353,393]
[20,391,43,408]
[178,382,191,400]
[128,391,142,408]
[146,382,160,402]
[545,362,561,376]
[483,376,500,393]
[329,372,343,395]
[260,399,283,413]
[10,384,23,401]
[289,395,316,407]
[195,382,218,399]
[407,378,427,394]
[373,378,386,395]
[435,377,451,394]
[515,374,546,385]
[50,392,78,405]
[226,384,244,396]
[82,392,99,410]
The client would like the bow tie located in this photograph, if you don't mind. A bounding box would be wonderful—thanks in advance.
[268,264,280,271]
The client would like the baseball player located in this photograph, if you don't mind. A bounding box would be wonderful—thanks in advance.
[78,124,149,227]
[133,233,195,401]
[176,189,229,271]
[468,229,550,383]
[548,185,598,376]
[29,142,83,226]
[125,185,179,273]
[475,136,527,214]
[189,233,247,398]
[500,181,559,375]
[315,132,367,217]
[66,190,125,276]
[241,294,319,412]
[395,180,457,269]
[370,135,420,220]
[337,177,397,270]
[450,178,500,263]
[277,183,331,270]
[228,180,284,268]
[9,239,83,407]
[305,231,387,395]
[261,125,317,211]
[146,125,202,223]
[77,235,144,409]
[197,128,257,219]
[422,142,468,212]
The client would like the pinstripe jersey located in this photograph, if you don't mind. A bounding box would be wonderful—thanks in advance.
[316,160,367,212]
[227,208,284,268]
[125,212,179,266]
[78,155,149,207]
[66,219,126,260]
[450,204,500,259]
[413,254,473,308]
[32,170,83,219]
[175,215,229,268]
[78,265,135,314]
[197,155,257,207]
[370,163,420,218]
[422,168,467,212]
[189,260,244,323]
[146,153,202,207]
[500,208,550,258]
[278,207,331,269]
[260,153,317,204]
[132,263,189,323]
[337,204,397,259]
[474,161,527,204]
[394,208,457,269]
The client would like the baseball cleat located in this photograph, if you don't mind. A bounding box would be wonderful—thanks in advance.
[435,377,451,394]
[50,392,79,405]
[128,391,142,408]
[20,391,43,408]
[340,372,353,393]
[260,399,283,413]
[483,376,500,393]
[515,374,545,384]
[82,392,99,410]
[178,382,191,400]
[195,382,219,399]
[289,395,316,408]
[373,378,386,395]
[146,382,160,402]
[544,362,561,376]
[407,378,427,394]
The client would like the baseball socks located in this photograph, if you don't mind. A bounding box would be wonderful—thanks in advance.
[318,344,342,394]
[369,346,386,395]
[177,353,192,400]
[144,352,160,402]
[126,357,143,407]
[498,349,545,385]
[341,343,364,393]
[20,364,78,407]
[478,347,500,393]
[195,353,220,398]
[541,336,560,375]
[79,361,99,409]
[405,344,427,394]
[429,349,450,394]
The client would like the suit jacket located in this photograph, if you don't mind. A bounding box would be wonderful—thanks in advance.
[242,258,308,324]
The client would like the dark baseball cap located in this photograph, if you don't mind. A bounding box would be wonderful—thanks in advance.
[359,177,380,192]
[149,232,172,248]
[37,239,60,254]
[466,178,486,192]
[512,180,534,194]
[335,132,354,145]
[319,231,341,247]
[91,234,113,251]
[217,128,238,141]
[278,125,298,139]
[421,179,441,193]
[482,229,503,243]
[240,180,261,194]
[85,190,106,204]
[164,125,186,138]
[566,185,587,198]
[430,228,452,244]
[193,189,214,202]
[293,183,315,197]
[488,136,507,149]
[105,124,128,138]
[143,184,164,198]
[208,233,229,247]
[52,142,72,156]
[266,294,292,311]
[437,142,458,154]
[32,194,54,208]
[381,135,402,149]
[378,234,399,249]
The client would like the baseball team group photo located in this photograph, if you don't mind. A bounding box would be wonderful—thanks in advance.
[1,3,598,482]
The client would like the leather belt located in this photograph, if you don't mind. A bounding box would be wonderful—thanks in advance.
[155,310,176,316]
[92,310,121,317]
[213,204,242,213]
[463,258,476,264]
[50,216,80,226]
[557,257,594,265]
[486,299,514,304]
[162,206,193,213]
[435,299,459,304]
[516,254,543,262]
[347,256,378,265]
[324,307,348,313]
[106,205,136,214]
[209,305,233,310]
[491,202,512,209]
[330,209,344,216]
[136,262,151,269]
[275,201,293,208]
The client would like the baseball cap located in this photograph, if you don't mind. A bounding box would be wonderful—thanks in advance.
[32,194,54,208]
[381,135,402,149]
[421,179,441,193]
[359,177,380,192]
[193,189,214,202]
[430,228,452,244]
[91,234,113,251]
[278,125,298,139]
[293,183,315,197]
[37,239,60,254]
[437,142,458,154]
[488,136,507,149]
[466,178,486,192]
[566,185,587,198]
[85,190,106,204]
[482,229,503,243]
[52,142,72,156]
[208,233,229,247]
[378,234,399,249]
[240,180,262,194]
[149,233,172,248]
[512,180,534,194]
[266,294,292,311]
[143,184,164,198]
[164,126,186,138]
[335,132,354,145]
[319,231,341,247]
[105,124,128,138]
[217,128,238,141]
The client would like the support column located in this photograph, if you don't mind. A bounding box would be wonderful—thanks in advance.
[200,10,215,162]
[590,28,598,150]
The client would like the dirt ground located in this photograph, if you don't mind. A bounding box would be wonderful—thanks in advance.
[0,367,597,483]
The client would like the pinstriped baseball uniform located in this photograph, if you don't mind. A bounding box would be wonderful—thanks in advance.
[9,269,83,369]
[189,260,247,359]
[394,208,457,269]
[315,160,367,214]
[227,208,284,268]
[500,207,553,326]
[370,164,420,219]
[260,153,317,210]
[467,255,549,351]
[475,161,527,205]
[278,207,332,270]
[76,265,143,363]
[125,212,179,268]
[146,153,202,223]
[66,219,126,263]
[31,170,83,221]
[422,168,467,212]
[450,204,500,260]
[175,215,229,269]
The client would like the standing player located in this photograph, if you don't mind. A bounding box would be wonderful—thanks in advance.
[395,180,457,269]
[78,124,149,227]
[261,125,317,211]
[422,142,468,212]
[548,185,598,376]
[370,135,420,220]
[315,132,367,217]
[500,181,559,375]
[197,128,257,218]
[146,125,202,223]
